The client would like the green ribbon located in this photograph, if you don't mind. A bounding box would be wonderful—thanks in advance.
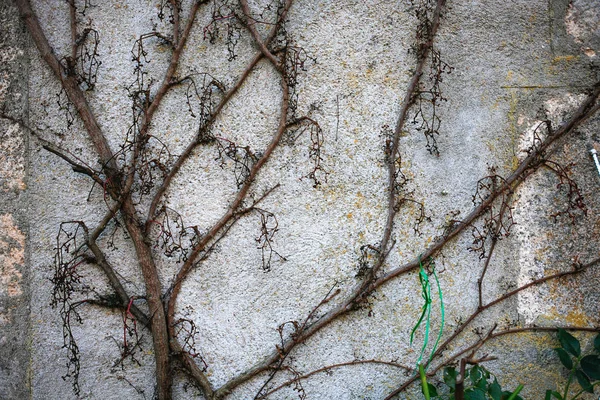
[410,256,445,370]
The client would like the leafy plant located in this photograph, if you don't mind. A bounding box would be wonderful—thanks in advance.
[420,330,600,400]
[545,329,600,399]
[422,363,524,400]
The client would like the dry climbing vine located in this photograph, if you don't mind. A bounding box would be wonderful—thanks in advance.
[7,0,600,399]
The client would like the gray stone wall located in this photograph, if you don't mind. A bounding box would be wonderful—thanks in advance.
[1,0,599,399]
[0,1,29,399]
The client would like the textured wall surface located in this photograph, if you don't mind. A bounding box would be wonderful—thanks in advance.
[1,0,600,399]
[0,1,29,399]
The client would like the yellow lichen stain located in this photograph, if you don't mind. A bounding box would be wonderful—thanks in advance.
[346,212,353,219]
[347,72,359,89]
[484,138,496,155]
[0,214,24,297]
[528,14,536,23]
[551,55,577,64]
[541,289,592,329]
[383,71,399,87]
[548,55,579,75]
[564,309,589,326]
[354,191,365,209]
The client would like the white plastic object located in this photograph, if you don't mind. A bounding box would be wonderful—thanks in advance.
[591,148,600,178]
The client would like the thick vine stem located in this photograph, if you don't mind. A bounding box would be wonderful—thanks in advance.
[118,199,172,400]
[170,338,215,398]
[239,0,282,70]
[14,0,118,177]
[170,0,180,46]
[14,1,180,398]
[68,0,76,61]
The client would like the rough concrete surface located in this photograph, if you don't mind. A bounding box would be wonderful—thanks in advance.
[0,1,29,399]
[1,0,600,399]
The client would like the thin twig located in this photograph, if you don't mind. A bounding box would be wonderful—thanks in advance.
[258,359,412,399]
[0,113,106,186]
[138,1,202,138]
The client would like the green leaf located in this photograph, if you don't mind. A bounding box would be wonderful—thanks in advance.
[506,384,524,400]
[558,328,581,357]
[465,388,486,400]
[419,364,431,400]
[594,333,600,353]
[427,383,438,397]
[470,365,483,386]
[580,355,600,381]
[501,391,523,400]
[481,366,491,380]
[555,348,573,370]
[575,369,594,393]
[545,390,562,400]
[444,366,458,390]
[488,379,502,400]
[476,378,488,390]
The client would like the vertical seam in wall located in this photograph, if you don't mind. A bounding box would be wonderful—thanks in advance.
[25,16,33,400]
